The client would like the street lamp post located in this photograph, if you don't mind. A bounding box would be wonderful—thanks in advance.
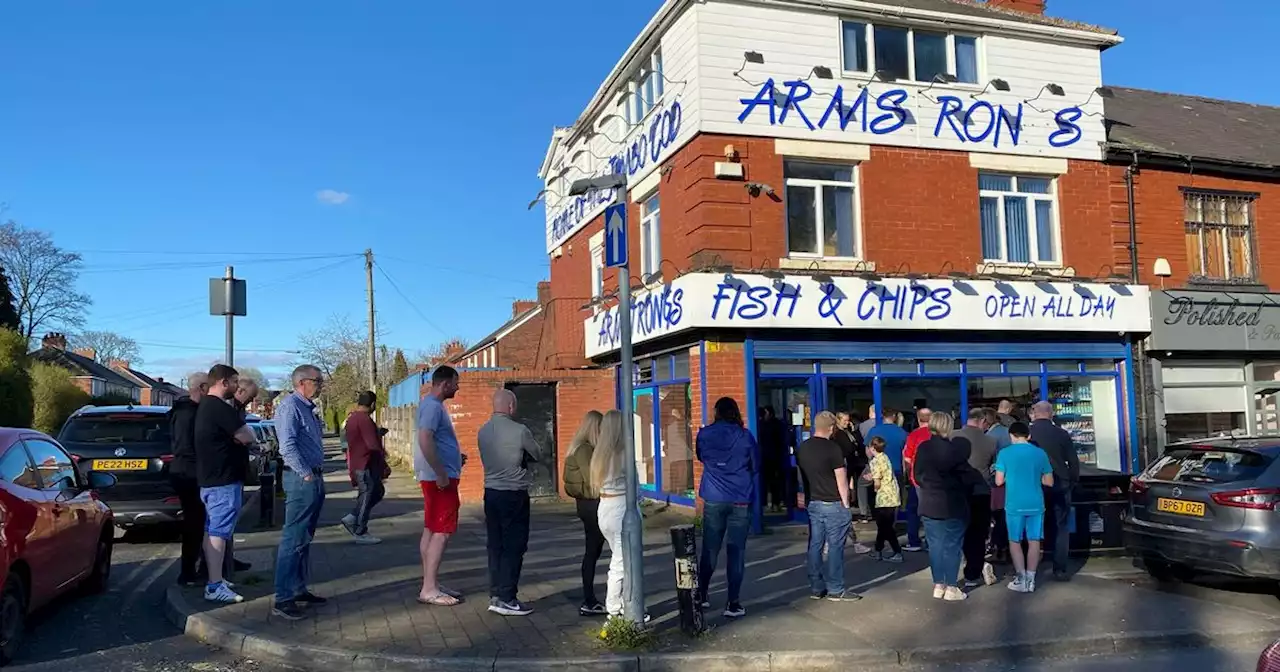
[569,173,645,624]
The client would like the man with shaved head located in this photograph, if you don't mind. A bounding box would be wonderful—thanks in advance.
[477,387,539,616]
[1029,400,1079,582]
[169,371,209,586]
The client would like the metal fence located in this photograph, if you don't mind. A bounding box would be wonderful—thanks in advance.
[388,370,426,408]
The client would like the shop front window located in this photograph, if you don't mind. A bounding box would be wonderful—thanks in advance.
[966,376,1040,421]
[881,377,962,431]
[1047,374,1121,470]
[633,389,656,491]
[1161,364,1249,444]
[659,385,694,498]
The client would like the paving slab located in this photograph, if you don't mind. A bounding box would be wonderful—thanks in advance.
[167,460,1280,670]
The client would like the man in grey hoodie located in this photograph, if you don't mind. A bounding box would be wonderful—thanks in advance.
[951,408,998,588]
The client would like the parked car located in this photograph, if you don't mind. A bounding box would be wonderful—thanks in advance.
[58,405,263,528]
[0,427,116,665]
[1125,438,1280,584]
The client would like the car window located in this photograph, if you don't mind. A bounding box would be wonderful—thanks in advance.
[61,414,171,444]
[0,445,40,490]
[1144,449,1273,485]
[22,439,79,491]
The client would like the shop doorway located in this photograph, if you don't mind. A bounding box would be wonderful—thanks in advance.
[756,376,814,527]
[506,382,558,499]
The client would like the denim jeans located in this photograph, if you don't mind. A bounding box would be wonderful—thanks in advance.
[921,516,967,586]
[698,502,750,603]
[274,469,325,603]
[1045,485,1073,573]
[806,501,851,595]
[350,469,385,536]
[484,488,531,603]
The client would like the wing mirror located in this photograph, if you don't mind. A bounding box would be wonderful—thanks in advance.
[87,471,118,490]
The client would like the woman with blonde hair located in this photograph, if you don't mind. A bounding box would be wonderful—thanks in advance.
[563,410,606,616]
[589,410,648,621]
[912,411,984,602]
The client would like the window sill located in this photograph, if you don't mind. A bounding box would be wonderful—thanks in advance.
[839,72,982,92]
[1186,276,1268,291]
[779,258,876,272]
[975,262,1072,278]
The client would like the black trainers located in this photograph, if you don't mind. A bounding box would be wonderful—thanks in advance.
[723,602,746,618]
[579,602,607,616]
[809,591,827,600]
[826,590,863,602]
[272,601,306,621]
[294,591,328,606]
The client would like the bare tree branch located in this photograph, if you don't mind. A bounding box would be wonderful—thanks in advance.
[0,220,92,342]
[72,330,142,366]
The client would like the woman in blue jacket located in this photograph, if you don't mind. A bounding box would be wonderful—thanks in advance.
[694,397,759,619]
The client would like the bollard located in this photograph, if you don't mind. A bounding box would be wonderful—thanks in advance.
[259,468,275,527]
[275,458,285,497]
[669,524,705,636]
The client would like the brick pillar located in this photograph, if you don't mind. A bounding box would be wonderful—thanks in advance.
[691,340,749,511]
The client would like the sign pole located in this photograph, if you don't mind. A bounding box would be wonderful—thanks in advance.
[224,265,235,367]
[617,251,645,625]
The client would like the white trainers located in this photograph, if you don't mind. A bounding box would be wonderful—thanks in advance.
[943,586,967,601]
[933,585,946,599]
[204,581,244,604]
[354,533,382,545]
[982,562,998,586]
[1026,573,1037,593]
[340,514,357,537]
[1007,576,1029,593]
[852,542,873,555]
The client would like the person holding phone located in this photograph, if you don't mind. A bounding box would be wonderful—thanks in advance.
[478,388,539,617]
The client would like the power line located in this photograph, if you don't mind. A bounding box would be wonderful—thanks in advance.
[373,261,448,337]
[377,255,543,286]
[79,253,360,274]
[78,249,354,256]
[133,340,299,353]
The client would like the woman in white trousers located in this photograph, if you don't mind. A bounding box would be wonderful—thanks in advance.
[590,410,647,621]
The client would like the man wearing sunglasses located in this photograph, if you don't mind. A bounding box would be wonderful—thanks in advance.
[272,365,330,621]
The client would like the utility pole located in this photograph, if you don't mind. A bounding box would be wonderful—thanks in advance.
[365,249,377,392]
[224,266,235,367]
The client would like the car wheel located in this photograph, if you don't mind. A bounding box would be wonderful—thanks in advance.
[0,573,27,665]
[82,531,112,594]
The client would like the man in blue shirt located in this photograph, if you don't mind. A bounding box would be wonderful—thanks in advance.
[416,365,466,607]
[994,422,1054,594]
[271,364,329,621]
[864,409,908,475]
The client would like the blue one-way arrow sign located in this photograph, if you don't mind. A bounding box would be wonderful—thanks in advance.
[604,203,627,268]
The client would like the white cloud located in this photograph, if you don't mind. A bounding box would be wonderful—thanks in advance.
[316,189,351,205]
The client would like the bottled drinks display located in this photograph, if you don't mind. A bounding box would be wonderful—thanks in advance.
[1050,380,1097,466]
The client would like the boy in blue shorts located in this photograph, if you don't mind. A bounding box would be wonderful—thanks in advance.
[994,422,1054,593]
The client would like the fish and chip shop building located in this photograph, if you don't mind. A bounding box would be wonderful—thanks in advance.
[583,274,1151,516]
[535,0,1156,515]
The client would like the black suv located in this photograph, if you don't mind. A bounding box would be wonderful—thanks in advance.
[58,405,262,528]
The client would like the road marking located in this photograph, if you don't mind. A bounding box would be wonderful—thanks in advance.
[116,544,169,589]
[122,556,177,612]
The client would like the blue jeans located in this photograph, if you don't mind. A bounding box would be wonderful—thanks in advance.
[698,502,750,603]
[905,484,922,547]
[806,501,851,595]
[274,469,326,603]
[921,516,967,586]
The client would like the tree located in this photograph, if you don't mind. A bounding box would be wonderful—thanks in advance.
[294,315,400,431]
[0,329,33,428]
[73,330,142,366]
[0,220,92,342]
[413,337,470,368]
[0,267,18,332]
[29,361,89,435]
[391,348,410,382]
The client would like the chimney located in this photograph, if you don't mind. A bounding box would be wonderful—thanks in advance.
[41,332,67,350]
[987,0,1047,14]
[73,347,97,361]
[536,281,551,305]
[512,300,538,318]
[109,359,131,371]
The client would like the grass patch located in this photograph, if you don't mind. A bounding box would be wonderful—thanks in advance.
[596,616,656,650]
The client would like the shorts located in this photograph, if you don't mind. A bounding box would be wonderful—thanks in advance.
[200,483,243,540]
[420,478,461,534]
[1006,511,1045,543]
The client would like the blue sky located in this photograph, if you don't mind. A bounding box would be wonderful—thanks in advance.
[0,0,1272,384]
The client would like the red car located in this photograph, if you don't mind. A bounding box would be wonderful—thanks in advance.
[0,428,116,665]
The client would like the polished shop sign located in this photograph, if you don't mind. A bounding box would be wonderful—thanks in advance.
[1150,290,1280,351]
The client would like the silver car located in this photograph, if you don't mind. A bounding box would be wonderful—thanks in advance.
[1125,438,1280,582]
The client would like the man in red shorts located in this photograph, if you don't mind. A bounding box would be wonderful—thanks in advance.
[416,366,465,606]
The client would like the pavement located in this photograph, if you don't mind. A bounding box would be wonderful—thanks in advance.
[164,449,1280,672]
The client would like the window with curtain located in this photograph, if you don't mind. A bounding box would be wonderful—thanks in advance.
[978,173,1059,265]
[1185,191,1256,282]
[590,242,604,299]
[840,20,979,83]
[784,161,859,258]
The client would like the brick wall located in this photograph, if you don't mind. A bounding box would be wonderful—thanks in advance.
[495,309,546,370]
[411,368,615,504]
[1114,164,1280,288]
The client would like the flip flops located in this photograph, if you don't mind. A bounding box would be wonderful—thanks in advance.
[416,586,465,606]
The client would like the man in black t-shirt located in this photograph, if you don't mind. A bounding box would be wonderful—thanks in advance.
[194,364,259,604]
[796,411,861,602]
